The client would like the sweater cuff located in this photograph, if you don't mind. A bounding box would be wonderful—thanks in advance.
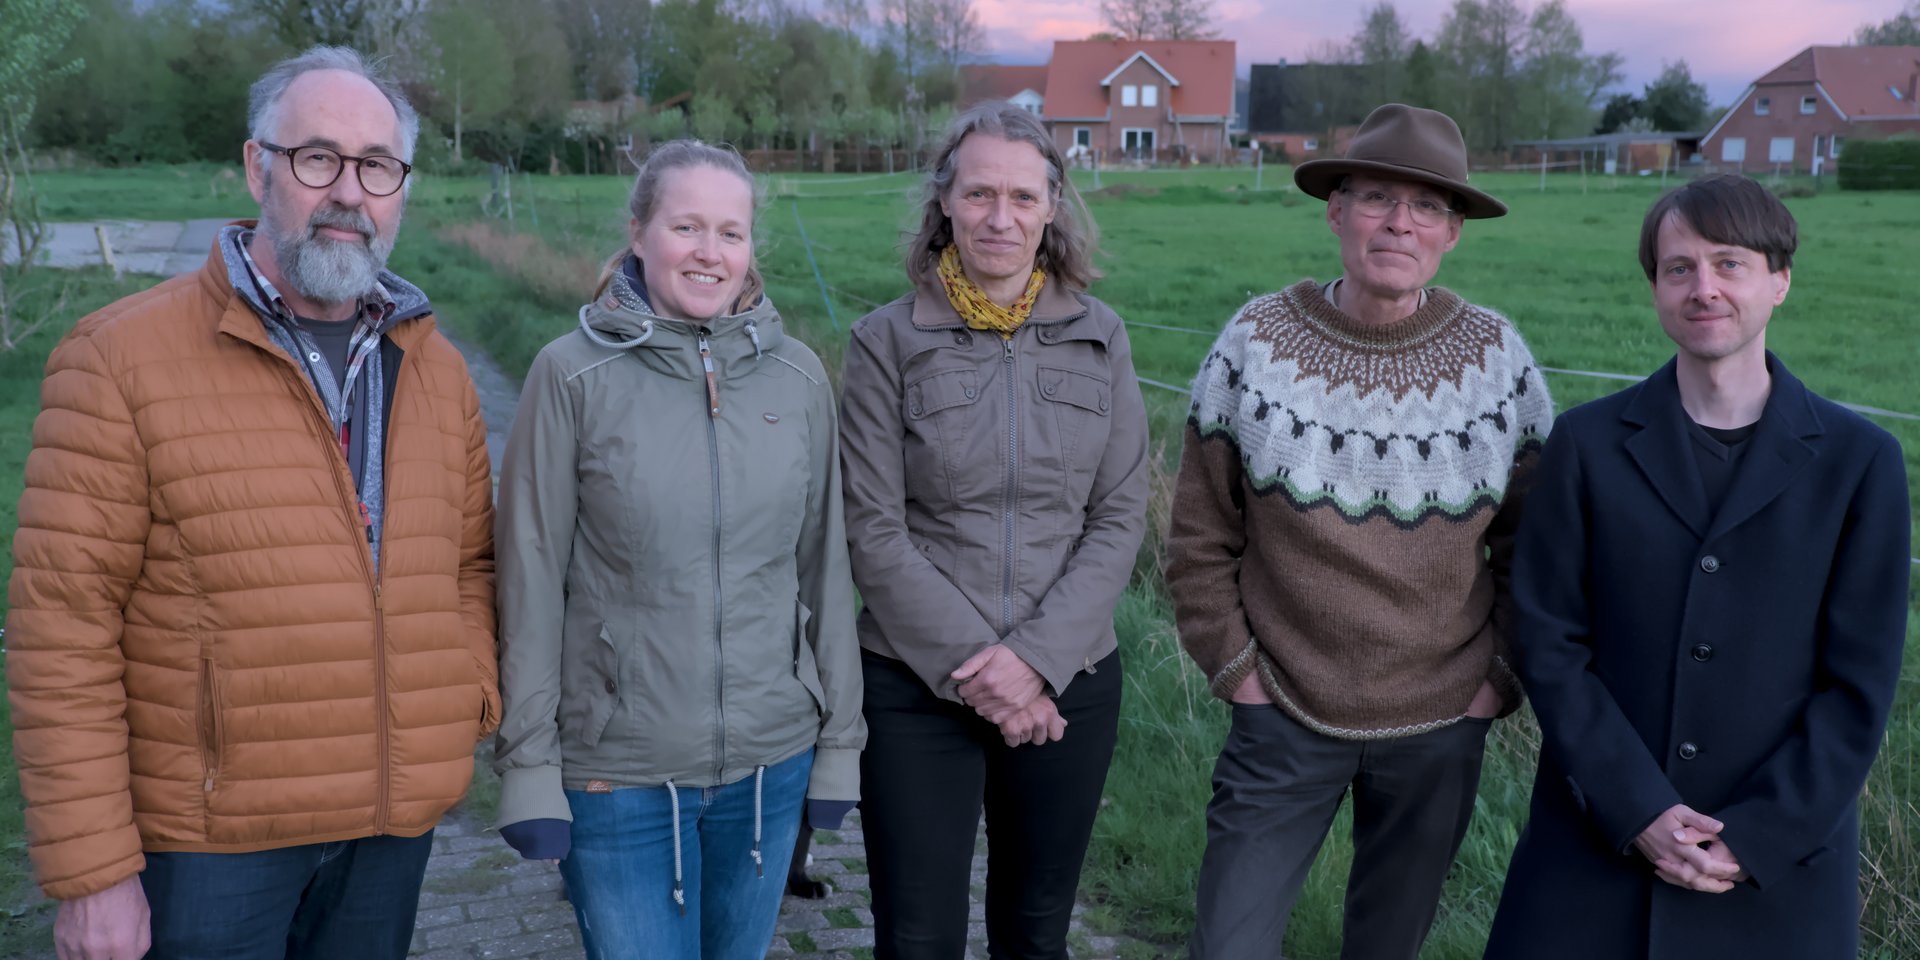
[498,818,571,861]
[807,800,856,831]
[1487,654,1526,718]
[1206,641,1261,702]
[496,764,572,829]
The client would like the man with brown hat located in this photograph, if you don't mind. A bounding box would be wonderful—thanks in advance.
[1167,103,1553,958]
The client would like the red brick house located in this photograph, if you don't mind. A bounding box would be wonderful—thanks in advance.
[1040,40,1236,164]
[1700,45,1920,175]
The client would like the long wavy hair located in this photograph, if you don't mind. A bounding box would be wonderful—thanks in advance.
[906,102,1101,291]
[593,139,765,310]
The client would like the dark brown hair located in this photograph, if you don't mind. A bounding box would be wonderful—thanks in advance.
[906,101,1100,290]
[1637,174,1797,281]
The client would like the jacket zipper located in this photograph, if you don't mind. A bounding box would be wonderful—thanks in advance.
[276,343,393,833]
[1001,336,1018,633]
[200,657,221,792]
[700,331,728,782]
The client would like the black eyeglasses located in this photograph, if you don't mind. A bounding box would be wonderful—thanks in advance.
[259,141,412,197]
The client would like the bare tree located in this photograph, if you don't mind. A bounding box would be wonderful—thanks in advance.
[1351,2,1410,107]
[1098,0,1159,40]
[927,0,982,66]
[1,0,84,351]
[1157,0,1216,39]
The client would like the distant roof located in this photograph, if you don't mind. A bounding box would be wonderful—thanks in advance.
[1043,40,1235,120]
[959,64,1050,109]
[1512,132,1703,148]
[1755,45,1920,118]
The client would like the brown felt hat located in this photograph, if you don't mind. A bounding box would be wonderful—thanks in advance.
[1293,103,1507,219]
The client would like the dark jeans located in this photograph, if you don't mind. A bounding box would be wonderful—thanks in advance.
[141,831,435,960]
[860,648,1122,960]
[1189,704,1489,960]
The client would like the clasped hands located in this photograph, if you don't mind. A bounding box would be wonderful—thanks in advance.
[1634,804,1747,893]
[952,644,1065,748]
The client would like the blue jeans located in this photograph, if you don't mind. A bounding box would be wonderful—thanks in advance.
[140,831,434,960]
[561,748,812,960]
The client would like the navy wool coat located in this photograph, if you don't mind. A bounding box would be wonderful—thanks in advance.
[1484,356,1910,960]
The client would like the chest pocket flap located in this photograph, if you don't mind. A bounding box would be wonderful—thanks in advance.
[1038,365,1110,416]
[906,368,981,419]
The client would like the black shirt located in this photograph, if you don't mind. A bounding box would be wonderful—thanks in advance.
[1688,417,1760,514]
[294,314,356,385]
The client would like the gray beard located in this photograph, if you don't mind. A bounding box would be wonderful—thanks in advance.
[266,205,398,309]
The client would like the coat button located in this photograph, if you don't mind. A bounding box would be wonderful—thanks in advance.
[1691,643,1714,662]
[604,678,617,694]
[1677,741,1698,760]
[1044,382,1057,396]
[1099,397,1109,412]
[1699,555,1721,573]
[963,386,976,399]
[954,332,971,345]
[910,403,923,416]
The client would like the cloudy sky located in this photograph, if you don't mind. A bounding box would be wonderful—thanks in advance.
[967,0,1910,105]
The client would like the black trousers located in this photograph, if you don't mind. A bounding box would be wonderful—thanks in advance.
[1188,703,1490,960]
[860,648,1122,960]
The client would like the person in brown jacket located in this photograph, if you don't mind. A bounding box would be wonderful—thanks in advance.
[4,46,498,960]
[839,101,1150,960]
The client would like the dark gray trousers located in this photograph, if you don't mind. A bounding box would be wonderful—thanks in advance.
[1189,703,1490,960]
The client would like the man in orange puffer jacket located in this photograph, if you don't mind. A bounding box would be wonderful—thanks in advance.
[5,45,499,960]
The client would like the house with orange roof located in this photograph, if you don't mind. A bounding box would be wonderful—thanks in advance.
[1033,39,1237,164]
[1701,45,1920,175]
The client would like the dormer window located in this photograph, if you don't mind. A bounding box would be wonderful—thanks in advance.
[1122,84,1139,107]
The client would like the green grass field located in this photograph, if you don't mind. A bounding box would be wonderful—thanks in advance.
[1,164,1915,957]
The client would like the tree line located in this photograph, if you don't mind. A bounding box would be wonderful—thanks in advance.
[21,0,990,172]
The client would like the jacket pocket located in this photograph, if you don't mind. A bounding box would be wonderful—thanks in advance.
[1037,364,1112,489]
[199,657,223,793]
[905,368,982,420]
[793,601,827,718]
[561,625,622,749]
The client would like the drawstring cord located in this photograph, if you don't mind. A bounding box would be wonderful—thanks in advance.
[577,305,656,350]
[751,765,766,878]
[744,320,764,359]
[665,780,686,915]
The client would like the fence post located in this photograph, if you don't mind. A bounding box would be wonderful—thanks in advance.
[95,225,119,278]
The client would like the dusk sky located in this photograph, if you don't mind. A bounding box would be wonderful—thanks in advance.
[963,0,1912,106]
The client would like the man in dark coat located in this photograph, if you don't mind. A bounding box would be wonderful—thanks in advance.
[1484,174,1910,959]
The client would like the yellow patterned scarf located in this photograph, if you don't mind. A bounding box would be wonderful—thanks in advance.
[936,244,1047,340]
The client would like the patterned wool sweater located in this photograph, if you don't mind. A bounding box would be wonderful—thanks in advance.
[1167,279,1553,739]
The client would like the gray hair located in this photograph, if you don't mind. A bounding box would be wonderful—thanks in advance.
[249,46,421,172]
[907,101,1100,291]
[592,138,765,304]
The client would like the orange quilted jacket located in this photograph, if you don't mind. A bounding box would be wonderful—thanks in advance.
[4,245,500,900]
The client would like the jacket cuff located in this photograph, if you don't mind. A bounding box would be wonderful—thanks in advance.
[37,842,145,902]
[496,764,572,829]
[807,744,861,803]
[998,634,1079,699]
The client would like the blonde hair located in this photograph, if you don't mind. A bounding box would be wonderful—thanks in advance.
[593,139,765,310]
[906,101,1100,290]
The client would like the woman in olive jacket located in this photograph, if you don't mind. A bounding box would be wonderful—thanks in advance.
[491,141,863,960]
[839,102,1150,959]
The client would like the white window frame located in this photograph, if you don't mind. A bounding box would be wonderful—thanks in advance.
[1121,84,1139,107]
[1755,97,1770,115]
[1830,135,1845,158]
[1768,137,1794,163]
[1799,96,1817,115]
[1122,127,1157,155]
[1303,138,1319,151]
[1142,84,1159,107]
[1721,137,1746,162]
[1074,127,1091,148]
